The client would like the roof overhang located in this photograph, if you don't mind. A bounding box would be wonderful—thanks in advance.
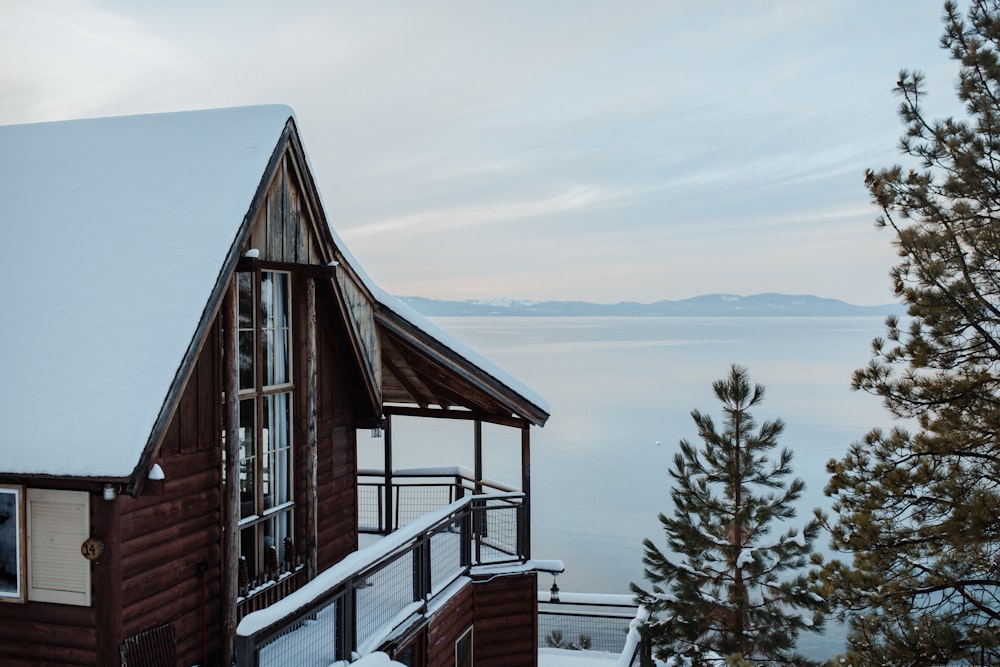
[374,304,549,427]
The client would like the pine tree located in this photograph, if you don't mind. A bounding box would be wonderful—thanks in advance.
[631,364,826,666]
[820,2,1000,663]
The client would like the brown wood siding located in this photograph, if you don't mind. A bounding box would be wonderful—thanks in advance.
[0,601,98,665]
[426,582,474,667]
[252,153,322,266]
[119,323,223,666]
[315,293,358,570]
[473,573,538,667]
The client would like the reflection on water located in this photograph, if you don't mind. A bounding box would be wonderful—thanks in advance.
[359,316,892,659]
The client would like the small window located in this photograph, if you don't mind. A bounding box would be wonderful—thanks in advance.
[0,485,25,602]
[455,626,473,667]
[27,489,91,606]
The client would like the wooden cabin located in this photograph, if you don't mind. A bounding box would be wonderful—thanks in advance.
[0,106,551,666]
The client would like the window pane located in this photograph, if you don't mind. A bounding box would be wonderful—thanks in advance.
[239,399,256,519]
[238,273,254,328]
[238,272,256,391]
[0,487,21,599]
[239,331,255,391]
[261,273,274,328]
[240,528,257,588]
[263,511,294,574]
[456,627,473,667]
[262,393,292,510]
[264,330,291,386]
[274,272,289,329]
[262,272,291,387]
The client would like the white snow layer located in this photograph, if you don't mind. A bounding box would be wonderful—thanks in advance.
[0,105,547,479]
[332,653,404,667]
[0,105,293,478]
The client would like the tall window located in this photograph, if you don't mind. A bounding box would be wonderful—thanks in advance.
[237,270,295,588]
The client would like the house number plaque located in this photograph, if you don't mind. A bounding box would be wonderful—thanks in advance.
[81,538,104,560]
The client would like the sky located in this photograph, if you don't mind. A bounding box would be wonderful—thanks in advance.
[0,0,965,305]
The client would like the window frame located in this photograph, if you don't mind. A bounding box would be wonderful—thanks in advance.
[455,625,473,667]
[236,268,297,588]
[0,484,25,603]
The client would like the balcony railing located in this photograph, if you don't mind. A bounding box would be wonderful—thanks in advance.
[358,466,518,534]
[538,591,638,656]
[235,491,527,666]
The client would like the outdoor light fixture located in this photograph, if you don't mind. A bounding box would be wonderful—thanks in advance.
[371,418,384,439]
[549,577,560,603]
[103,484,117,501]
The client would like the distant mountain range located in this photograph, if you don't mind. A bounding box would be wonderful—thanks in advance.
[399,293,904,317]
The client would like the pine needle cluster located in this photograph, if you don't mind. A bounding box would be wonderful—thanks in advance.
[821,1,1000,662]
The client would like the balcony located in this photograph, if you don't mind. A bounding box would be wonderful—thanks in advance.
[235,468,557,666]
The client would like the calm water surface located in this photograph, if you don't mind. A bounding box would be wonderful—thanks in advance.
[358,316,892,659]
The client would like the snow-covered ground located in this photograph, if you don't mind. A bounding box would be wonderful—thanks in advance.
[539,647,619,665]
[350,649,620,666]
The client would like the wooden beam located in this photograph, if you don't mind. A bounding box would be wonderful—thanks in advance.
[384,405,527,430]
[381,351,431,409]
[221,284,240,665]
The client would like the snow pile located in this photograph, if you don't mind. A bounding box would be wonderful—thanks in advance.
[330,652,404,667]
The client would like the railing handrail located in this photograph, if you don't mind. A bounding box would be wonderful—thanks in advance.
[358,467,518,494]
[236,492,526,665]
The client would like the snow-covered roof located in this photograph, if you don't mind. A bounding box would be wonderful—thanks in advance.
[0,105,547,479]
[0,106,292,478]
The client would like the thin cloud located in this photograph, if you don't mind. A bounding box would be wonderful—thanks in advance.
[343,186,609,239]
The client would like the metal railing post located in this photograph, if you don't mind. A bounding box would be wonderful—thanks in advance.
[234,633,257,667]
[461,505,472,569]
[517,502,527,560]
[336,586,354,662]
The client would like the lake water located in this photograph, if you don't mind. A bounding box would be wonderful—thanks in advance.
[357,316,892,659]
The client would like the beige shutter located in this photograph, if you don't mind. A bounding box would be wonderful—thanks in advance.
[26,489,91,606]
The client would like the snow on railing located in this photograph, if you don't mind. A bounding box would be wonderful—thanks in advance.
[235,493,526,667]
[358,467,518,534]
[537,590,640,658]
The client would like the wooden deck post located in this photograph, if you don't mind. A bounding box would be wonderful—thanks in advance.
[222,283,240,665]
[521,421,531,560]
[474,419,483,496]
[384,413,393,533]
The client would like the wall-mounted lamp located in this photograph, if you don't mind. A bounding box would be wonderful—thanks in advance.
[103,484,117,501]
[371,418,384,439]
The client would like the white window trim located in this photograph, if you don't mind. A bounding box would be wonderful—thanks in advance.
[0,484,25,603]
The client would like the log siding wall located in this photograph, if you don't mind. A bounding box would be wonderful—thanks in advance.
[118,323,224,666]
[427,583,474,667]
[474,573,538,667]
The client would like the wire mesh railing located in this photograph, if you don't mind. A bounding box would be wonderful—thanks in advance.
[358,467,518,534]
[537,592,644,658]
[235,492,526,667]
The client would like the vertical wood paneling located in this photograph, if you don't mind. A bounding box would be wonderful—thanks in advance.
[266,164,285,261]
[283,158,298,264]
[290,185,307,263]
